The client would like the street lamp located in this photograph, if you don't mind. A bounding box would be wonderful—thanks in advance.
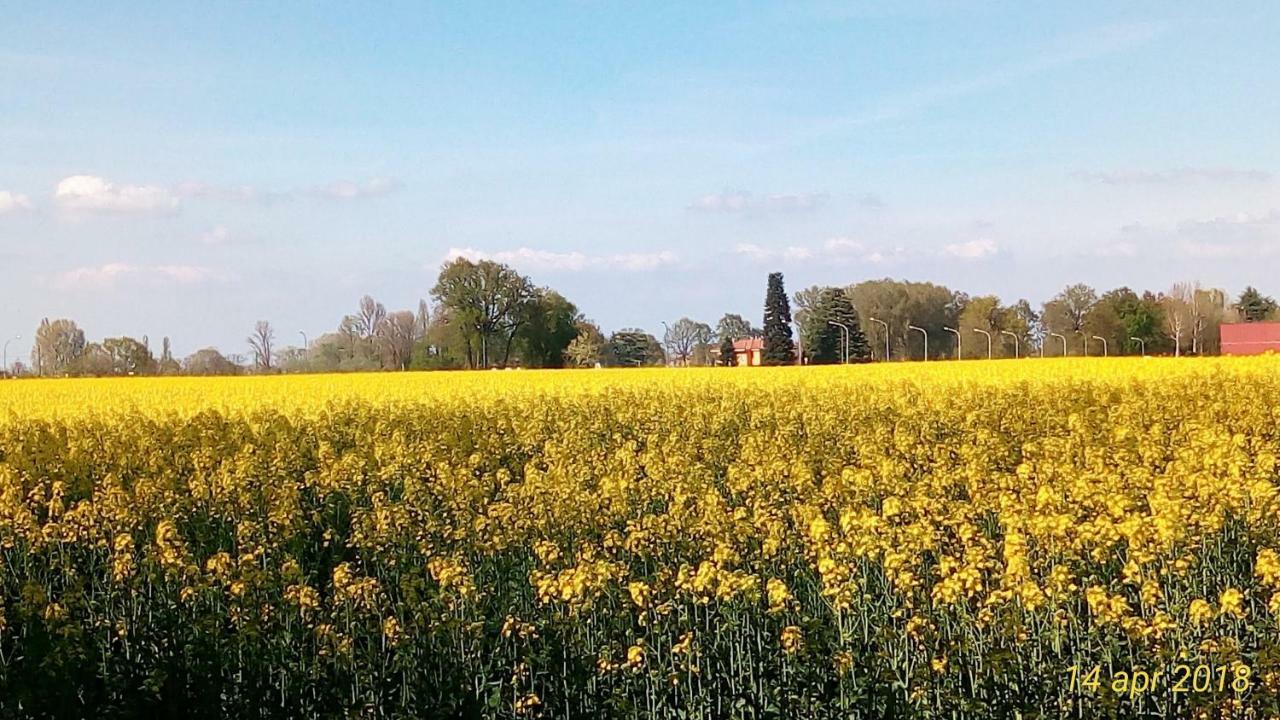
[1000,330,1020,359]
[1092,335,1108,357]
[2,335,19,376]
[827,320,850,363]
[1130,336,1146,356]
[972,328,993,360]
[1078,331,1089,357]
[943,326,961,359]
[299,331,308,350]
[907,324,928,361]
[1049,332,1067,356]
[869,317,889,360]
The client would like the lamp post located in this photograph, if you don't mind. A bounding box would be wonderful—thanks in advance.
[1078,331,1089,357]
[943,326,961,359]
[907,324,928,361]
[1000,330,1020,359]
[973,328,993,360]
[299,331,308,350]
[827,321,850,363]
[1092,335,1108,357]
[1049,332,1067,356]
[1130,336,1146,356]
[869,317,889,361]
[2,335,18,376]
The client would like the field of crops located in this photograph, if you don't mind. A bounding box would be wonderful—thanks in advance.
[2,357,1280,718]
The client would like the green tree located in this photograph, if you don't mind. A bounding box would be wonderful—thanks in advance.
[565,319,607,367]
[1236,286,1278,322]
[33,318,86,376]
[182,348,241,375]
[516,290,580,368]
[715,313,757,341]
[800,287,868,364]
[1094,288,1166,355]
[718,334,736,366]
[607,329,664,367]
[847,279,963,360]
[956,296,1008,359]
[761,272,795,365]
[1041,284,1098,355]
[101,336,157,375]
[431,257,535,368]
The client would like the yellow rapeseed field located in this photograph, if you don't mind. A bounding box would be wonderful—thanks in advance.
[2,357,1279,718]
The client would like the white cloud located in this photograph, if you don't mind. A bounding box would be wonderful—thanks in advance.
[688,191,828,213]
[943,238,999,259]
[823,237,864,253]
[312,177,402,201]
[608,251,680,271]
[1074,166,1273,185]
[443,247,678,273]
[735,237,900,265]
[50,262,221,290]
[54,175,179,212]
[0,190,32,214]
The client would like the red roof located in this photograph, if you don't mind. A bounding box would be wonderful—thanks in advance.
[1221,322,1280,355]
[733,337,765,351]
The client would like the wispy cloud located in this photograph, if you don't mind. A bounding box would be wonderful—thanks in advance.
[0,190,33,214]
[687,190,828,214]
[1074,166,1273,185]
[1103,211,1280,260]
[734,236,909,265]
[943,238,999,259]
[49,262,224,290]
[54,175,178,213]
[311,177,402,201]
[175,181,289,205]
[802,21,1166,138]
[443,247,679,273]
[53,175,402,213]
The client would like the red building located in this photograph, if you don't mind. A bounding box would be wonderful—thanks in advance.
[731,337,765,366]
[1220,322,1280,355]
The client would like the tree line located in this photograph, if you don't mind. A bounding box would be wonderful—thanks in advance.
[14,259,1280,377]
[667,276,1277,366]
[18,257,667,377]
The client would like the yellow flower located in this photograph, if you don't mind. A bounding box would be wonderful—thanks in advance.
[628,580,652,609]
[1219,588,1246,619]
[1257,549,1280,588]
[382,616,403,647]
[625,643,645,670]
[514,693,541,715]
[1189,598,1215,625]
[780,625,803,655]
[111,533,135,583]
[672,631,695,656]
[765,578,792,613]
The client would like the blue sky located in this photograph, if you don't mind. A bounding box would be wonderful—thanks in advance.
[3,1,1279,359]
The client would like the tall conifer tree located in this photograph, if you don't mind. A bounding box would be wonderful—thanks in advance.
[762,272,796,365]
